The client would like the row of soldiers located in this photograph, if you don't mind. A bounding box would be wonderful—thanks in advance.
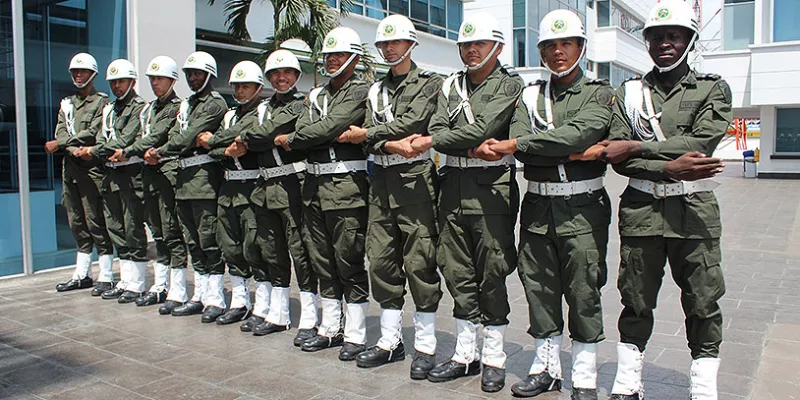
[47,1,728,399]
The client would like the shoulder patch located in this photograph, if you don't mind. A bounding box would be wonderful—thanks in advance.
[422,79,439,98]
[587,78,610,86]
[697,73,721,81]
[291,101,305,113]
[419,70,435,77]
[97,92,109,98]
[210,91,224,99]
[530,79,547,87]
[715,80,732,104]
[206,101,224,116]
[501,64,519,76]
[133,96,145,104]
[504,80,522,97]
[595,86,614,105]
[352,86,368,101]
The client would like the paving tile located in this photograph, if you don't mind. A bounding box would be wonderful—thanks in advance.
[296,364,408,398]
[58,324,131,347]
[49,380,152,400]
[99,336,186,364]
[155,352,250,384]
[0,346,46,375]
[218,369,326,399]
[0,361,92,398]
[30,341,114,369]
[80,356,171,390]
[133,376,239,400]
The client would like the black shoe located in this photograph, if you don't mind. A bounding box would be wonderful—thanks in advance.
[159,300,183,315]
[338,342,366,361]
[481,365,506,393]
[427,360,481,383]
[510,372,562,398]
[136,291,166,306]
[56,276,93,292]
[294,328,317,347]
[216,307,251,325]
[201,306,225,323]
[410,351,436,380]
[252,321,289,336]
[301,333,343,352]
[356,342,406,368]
[240,316,264,332]
[571,388,598,400]
[117,291,142,304]
[608,395,639,400]
[171,301,203,316]
[100,287,125,300]
[91,282,114,297]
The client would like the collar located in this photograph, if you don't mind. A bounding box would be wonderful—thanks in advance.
[271,89,297,106]
[644,67,696,91]
[551,69,585,96]
[386,61,418,87]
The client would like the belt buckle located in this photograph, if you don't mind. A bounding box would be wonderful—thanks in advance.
[309,163,320,175]
[458,157,468,169]
[653,183,668,199]
[538,182,548,196]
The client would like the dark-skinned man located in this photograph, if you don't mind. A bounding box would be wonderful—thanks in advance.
[49,53,115,294]
[196,60,265,325]
[274,27,370,362]
[589,1,731,399]
[76,59,148,304]
[409,13,523,393]
[115,56,187,309]
[489,10,614,400]
[146,51,227,319]
[336,15,443,378]
[236,50,320,343]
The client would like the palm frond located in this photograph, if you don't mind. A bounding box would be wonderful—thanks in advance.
[219,0,254,41]
[357,43,376,83]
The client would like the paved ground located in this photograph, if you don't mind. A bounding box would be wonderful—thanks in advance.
[1,166,799,400]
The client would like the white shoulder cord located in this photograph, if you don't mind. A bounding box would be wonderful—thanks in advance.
[308,87,328,122]
[176,99,190,133]
[368,81,394,125]
[521,80,566,182]
[221,109,245,170]
[442,73,475,124]
[101,104,116,142]
[257,101,285,166]
[60,98,76,137]
[139,102,155,138]
[624,80,666,142]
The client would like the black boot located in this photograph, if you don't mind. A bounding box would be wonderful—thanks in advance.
[252,321,289,336]
[171,301,203,316]
[410,351,436,380]
[136,291,166,306]
[427,360,481,383]
[338,342,366,361]
[56,276,93,292]
[117,291,142,304]
[301,332,343,352]
[100,287,125,300]
[159,300,183,315]
[481,365,505,393]
[201,306,225,323]
[294,327,317,347]
[608,395,639,400]
[571,388,598,400]
[510,372,562,397]
[91,282,114,297]
[240,316,264,333]
[216,307,251,325]
[356,342,405,368]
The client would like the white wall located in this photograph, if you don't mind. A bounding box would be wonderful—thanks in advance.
[755,105,800,175]
[749,42,800,106]
[592,26,651,73]
[463,0,514,66]
[702,49,752,109]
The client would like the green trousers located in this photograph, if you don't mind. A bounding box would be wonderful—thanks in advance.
[176,199,223,275]
[217,202,259,279]
[101,166,148,261]
[142,167,186,268]
[617,236,725,359]
[62,166,113,255]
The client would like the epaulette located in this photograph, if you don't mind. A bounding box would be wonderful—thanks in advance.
[170,97,182,104]
[621,76,642,85]
[419,70,435,77]
[501,64,519,76]
[529,79,547,86]
[97,92,109,98]
[696,73,721,81]
[587,78,610,85]
[210,91,224,99]
[293,92,306,100]
[133,96,145,104]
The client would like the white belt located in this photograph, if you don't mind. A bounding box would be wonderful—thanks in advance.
[224,169,261,181]
[445,154,515,168]
[179,154,215,169]
[628,178,720,198]
[306,160,368,176]
[374,150,430,167]
[527,177,605,197]
[106,156,144,168]
[260,162,307,180]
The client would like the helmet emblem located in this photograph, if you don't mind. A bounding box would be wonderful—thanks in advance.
[325,36,336,48]
[235,69,245,78]
[109,66,118,75]
[150,63,159,72]
[75,58,83,64]
[384,24,395,37]
[187,56,196,64]
[552,19,567,33]
[462,23,475,37]
[656,7,671,21]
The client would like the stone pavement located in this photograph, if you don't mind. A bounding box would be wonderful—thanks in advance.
[2,166,800,400]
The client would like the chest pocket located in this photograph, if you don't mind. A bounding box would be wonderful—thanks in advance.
[676,111,696,133]
[114,112,129,132]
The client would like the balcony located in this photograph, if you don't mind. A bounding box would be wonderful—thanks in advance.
[589,26,651,74]
[701,49,752,109]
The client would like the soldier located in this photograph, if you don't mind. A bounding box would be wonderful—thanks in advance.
[116,56,187,308]
[597,1,730,399]
[336,15,443,378]
[47,53,115,294]
[273,27,370,361]
[409,13,523,392]
[196,60,265,324]
[489,10,614,400]
[237,50,319,343]
[145,51,227,320]
[76,59,148,304]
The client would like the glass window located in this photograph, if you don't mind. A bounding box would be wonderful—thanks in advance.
[513,0,525,28]
[328,0,337,7]
[774,0,800,42]
[365,6,387,19]
[597,62,610,81]
[447,0,462,31]
[430,0,445,27]
[528,28,540,67]
[611,2,645,37]
[610,62,637,87]
[723,1,754,50]
[514,28,526,67]
[389,0,409,15]
[411,0,428,23]
[776,108,800,153]
[527,0,539,30]
[597,0,610,27]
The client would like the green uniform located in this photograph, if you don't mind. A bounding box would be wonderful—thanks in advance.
[54,90,113,257]
[428,62,523,326]
[288,78,369,304]
[157,90,227,276]
[207,105,261,279]
[509,73,614,343]
[363,63,442,313]
[124,93,186,269]
[244,91,315,291]
[93,93,148,262]
[609,69,731,359]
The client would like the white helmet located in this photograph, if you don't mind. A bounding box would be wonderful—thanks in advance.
[322,27,364,78]
[68,53,98,89]
[106,59,137,81]
[375,15,418,66]
[537,10,587,79]
[182,51,217,93]
[643,0,699,73]
[146,56,179,80]
[229,61,264,105]
[264,49,302,94]
[456,14,504,71]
